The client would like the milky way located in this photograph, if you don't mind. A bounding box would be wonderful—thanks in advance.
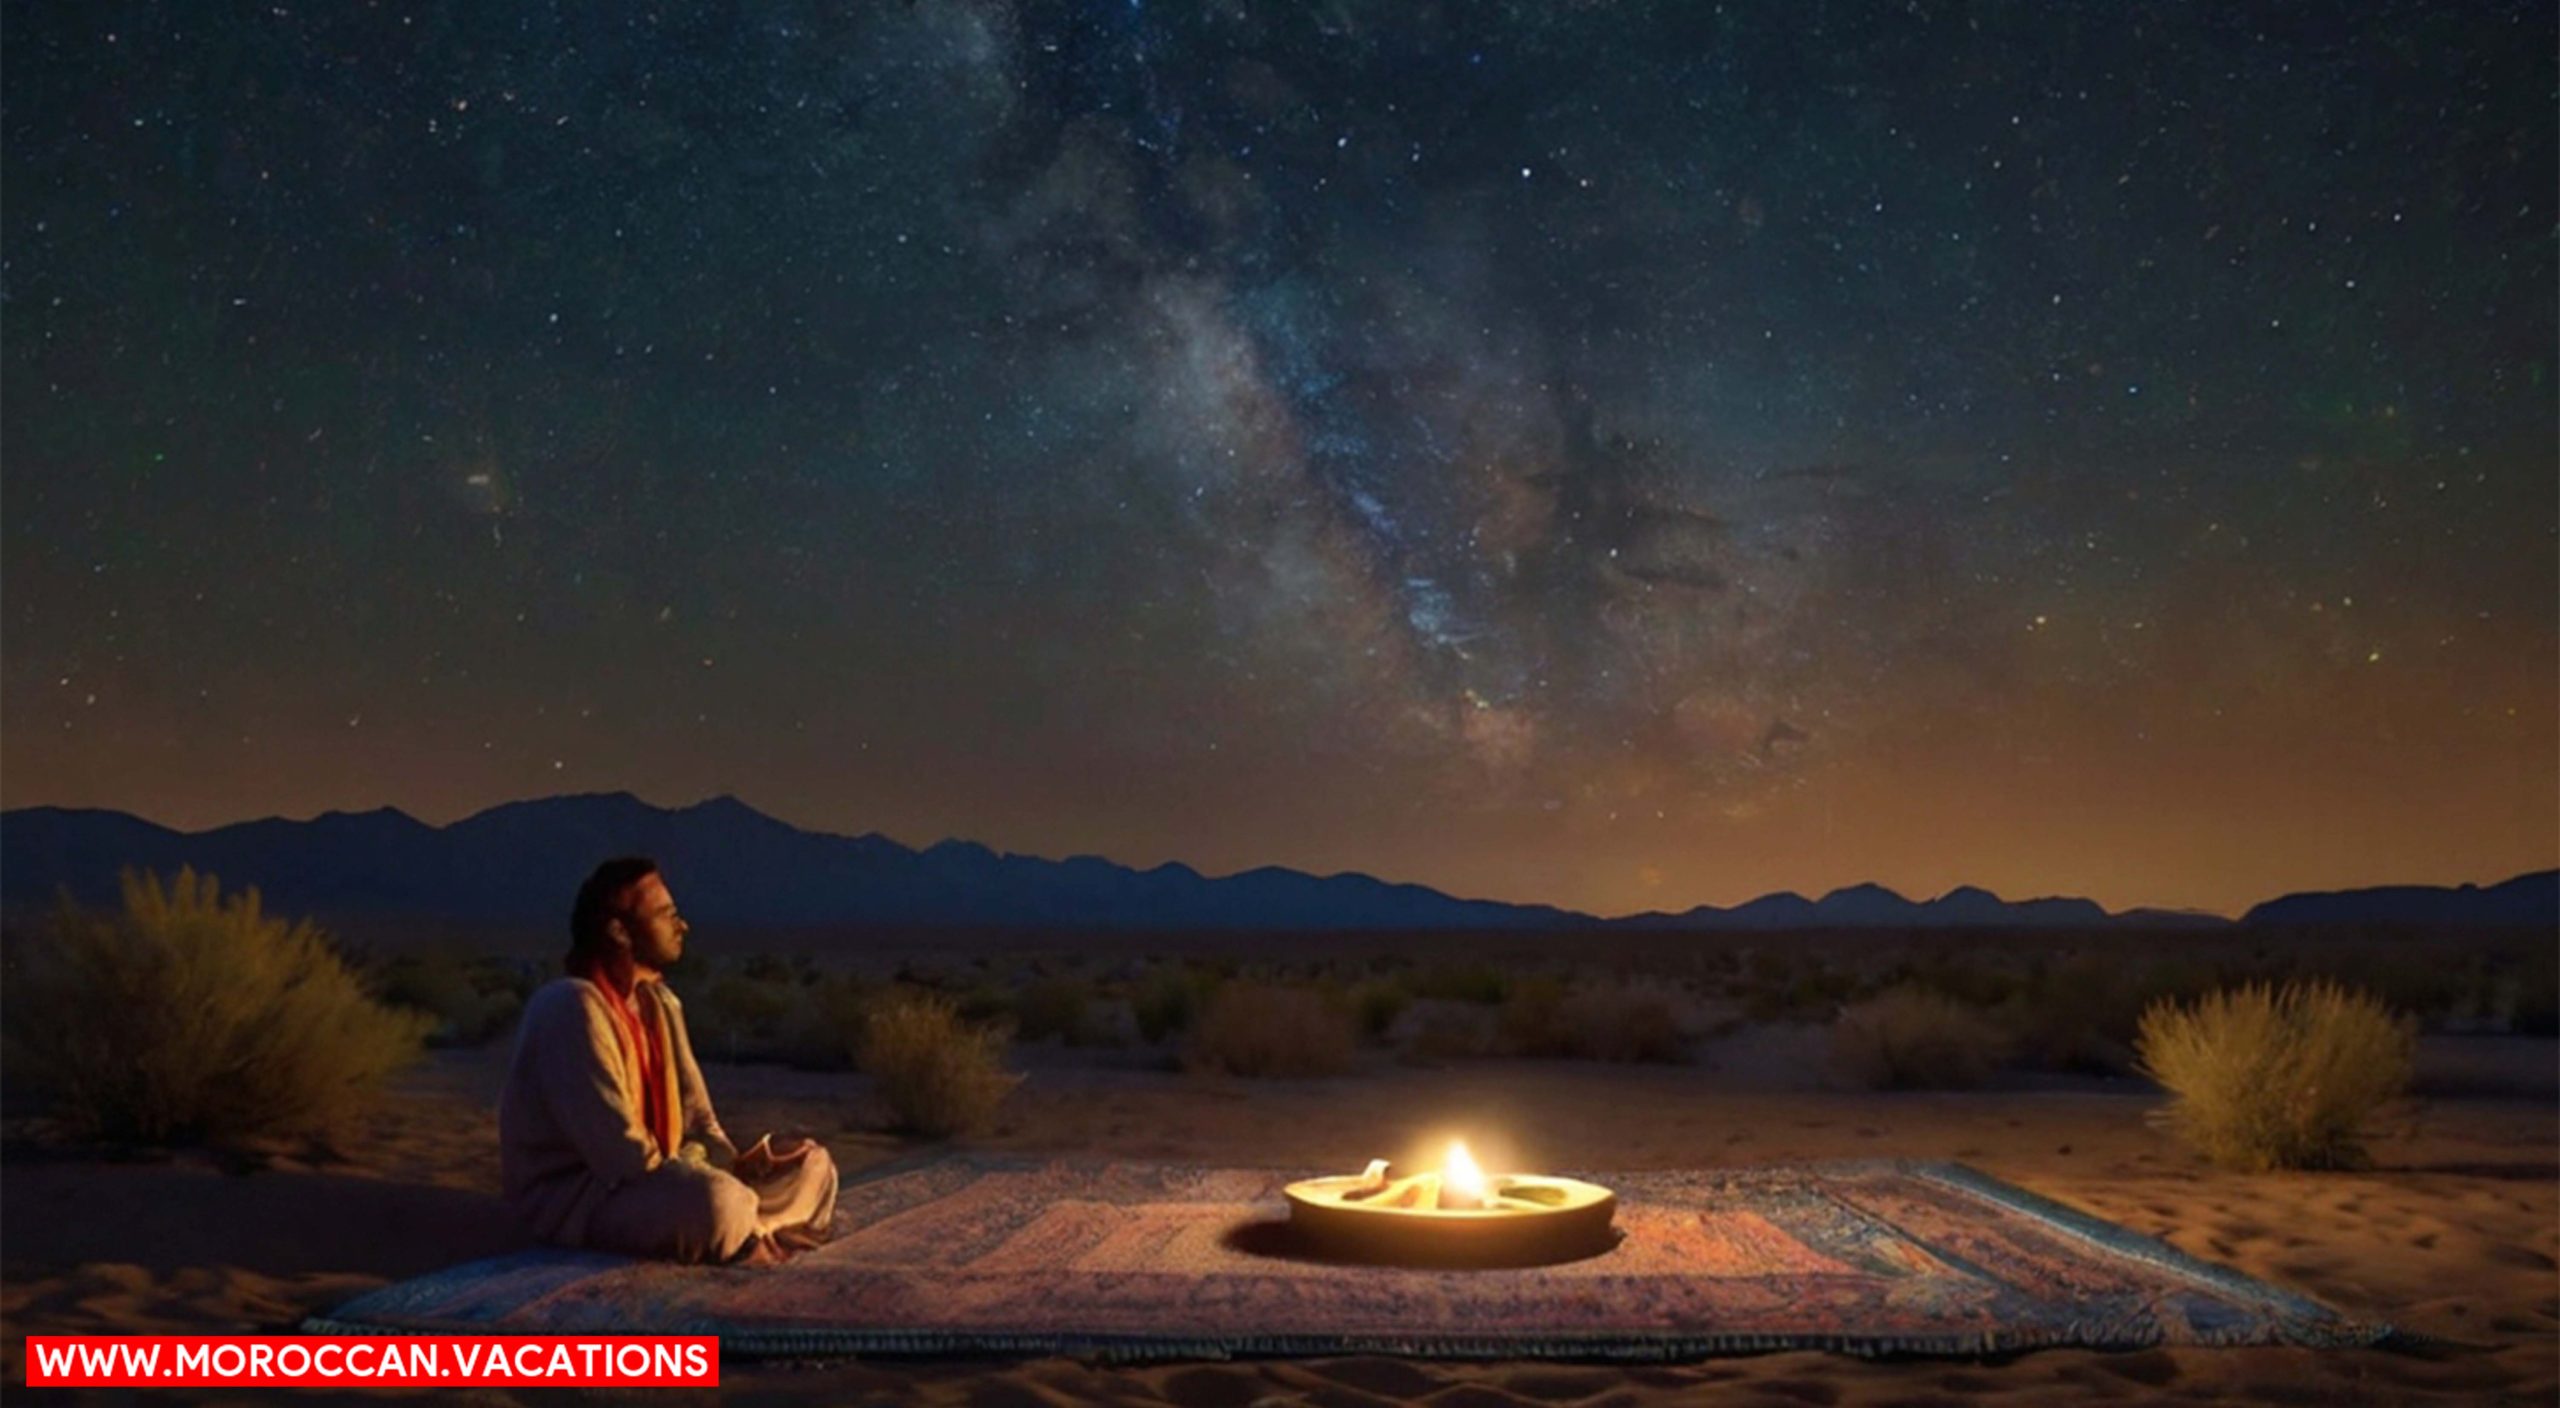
[5,3,2552,915]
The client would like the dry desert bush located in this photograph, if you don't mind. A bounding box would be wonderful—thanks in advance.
[1493,978,1688,1062]
[2511,943,2560,1035]
[1402,1001,1498,1061]
[693,966,798,1062]
[1828,983,2013,1089]
[644,958,868,1071]
[375,951,530,1048]
[1569,986,1689,1062]
[1743,953,1865,1022]
[1495,976,1577,1056]
[1352,976,1412,1041]
[1181,981,1357,1077]
[1133,960,1223,1043]
[762,968,878,1072]
[4,868,430,1145]
[2136,979,2415,1171]
[1998,952,2135,1073]
[1409,963,1512,1005]
[1009,975,1097,1045]
[856,987,1021,1137]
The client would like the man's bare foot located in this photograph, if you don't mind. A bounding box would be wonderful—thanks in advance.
[766,1135,812,1164]
[732,1134,813,1181]
[723,1236,791,1268]
[771,1221,834,1253]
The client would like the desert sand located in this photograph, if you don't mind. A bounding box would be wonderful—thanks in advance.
[5,1034,2554,1406]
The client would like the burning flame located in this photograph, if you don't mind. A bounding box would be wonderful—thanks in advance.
[1443,1139,1487,1207]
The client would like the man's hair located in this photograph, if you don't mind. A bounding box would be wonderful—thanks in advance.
[569,856,661,958]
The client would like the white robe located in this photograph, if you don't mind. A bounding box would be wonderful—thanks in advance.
[498,976,835,1261]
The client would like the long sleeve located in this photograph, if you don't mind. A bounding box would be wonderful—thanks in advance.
[657,985,738,1166]
[522,982,663,1188]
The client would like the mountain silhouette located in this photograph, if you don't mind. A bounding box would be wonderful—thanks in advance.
[2242,870,2557,928]
[0,794,1578,931]
[1,795,2546,932]
[1617,880,2124,930]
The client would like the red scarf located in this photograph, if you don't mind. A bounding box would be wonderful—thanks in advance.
[567,955,676,1157]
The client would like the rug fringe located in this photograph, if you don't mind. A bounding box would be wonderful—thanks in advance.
[1908,1161,2392,1350]
[296,1316,2396,1363]
[300,1157,2395,1360]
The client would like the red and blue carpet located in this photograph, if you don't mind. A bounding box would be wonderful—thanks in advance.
[307,1156,2387,1360]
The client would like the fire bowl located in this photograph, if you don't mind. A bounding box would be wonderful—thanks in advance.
[1280,1174,1619,1268]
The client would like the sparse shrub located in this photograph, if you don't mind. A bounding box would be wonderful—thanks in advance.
[376,953,523,1048]
[1829,984,2012,1090]
[1896,953,2021,1009]
[1571,988,1688,1063]
[856,987,1020,1138]
[1498,976,1576,1056]
[811,971,871,1048]
[1412,964,1512,1005]
[693,972,796,1063]
[754,971,870,1072]
[1182,982,1356,1077]
[953,980,1012,1027]
[2003,951,2145,1075]
[1403,1002,1496,1062]
[1748,958,1862,1023]
[2511,946,2559,1037]
[2139,956,2241,1009]
[4,868,431,1145]
[1133,962,1219,1044]
[1394,981,1690,1064]
[2353,954,2472,1027]
[1352,977,1412,1042]
[2136,980,2415,1172]
[1010,976,1093,1045]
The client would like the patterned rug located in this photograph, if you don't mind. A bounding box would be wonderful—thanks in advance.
[307,1156,2388,1360]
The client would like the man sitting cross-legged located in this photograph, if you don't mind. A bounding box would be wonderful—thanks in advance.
[499,857,838,1264]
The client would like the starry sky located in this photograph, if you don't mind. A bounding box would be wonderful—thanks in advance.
[4,2,2553,919]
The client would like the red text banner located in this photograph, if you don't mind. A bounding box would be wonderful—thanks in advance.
[24,1336,720,1388]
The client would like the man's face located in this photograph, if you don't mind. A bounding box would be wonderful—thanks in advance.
[617,874,688,972]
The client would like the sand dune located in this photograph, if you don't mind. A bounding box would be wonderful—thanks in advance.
[5,1039,2553,1405]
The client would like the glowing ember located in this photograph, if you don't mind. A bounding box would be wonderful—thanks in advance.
[1440,1140,1487,1210]
[1281,1144,1620,1267]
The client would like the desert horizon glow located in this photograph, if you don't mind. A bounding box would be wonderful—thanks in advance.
[4,5,2553,920]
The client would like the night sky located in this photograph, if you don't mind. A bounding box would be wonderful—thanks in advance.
[5,3,2553,918]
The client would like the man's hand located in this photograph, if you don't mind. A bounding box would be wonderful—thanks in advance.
[732,1133,813,1179]
[765,1135,812,1165]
